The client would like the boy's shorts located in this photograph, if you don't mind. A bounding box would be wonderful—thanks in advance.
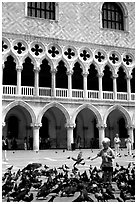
[102,167,113,172]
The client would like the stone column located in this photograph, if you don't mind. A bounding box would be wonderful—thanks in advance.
[65,123,75,150]
[113,74,118,100]
[98,73,103,100]
[126,125,134,149]
[51,69,57,97]
[34,67,40,97]
[96,124,106,148]
[31,123,42,151]
[82,71,88,99]
[16,66,23,95]
[67,70,73,98]
[126,75,132,101]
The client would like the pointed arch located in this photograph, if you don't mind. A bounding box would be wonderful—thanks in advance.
[21,52,37,67]
[103,105,132,126]
[3,50,20,67]
[37,102,70,124]
[71,103,103,125]
[2,100,36,124]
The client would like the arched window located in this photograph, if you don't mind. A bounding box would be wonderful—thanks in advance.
[27,2,56,20]
[102,2,124,30]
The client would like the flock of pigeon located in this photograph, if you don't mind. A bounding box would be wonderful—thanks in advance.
[2,152,135,202]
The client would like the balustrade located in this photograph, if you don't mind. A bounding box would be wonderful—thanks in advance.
[2,85,134,102]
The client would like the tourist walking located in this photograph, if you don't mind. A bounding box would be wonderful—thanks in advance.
[114,133,121,156]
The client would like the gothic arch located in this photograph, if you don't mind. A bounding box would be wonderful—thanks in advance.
[2,100,36,124]
[72,59,86,73]
[21,52,37,68]
[3,50,20,67]
[39,54,54,70]
[37,102,70,124]
[103,105,132,126]
[72,103,103,125]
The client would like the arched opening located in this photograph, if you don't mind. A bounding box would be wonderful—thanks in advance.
[39,107,67,149]
[39,59,51,87]
[87,64,98,90]
[74,108,99,149]
[118,118,127,140]
[39,116,49,149]
[22,57,34,86]
[3,55,17,85]
[105,109,128,147]
[56,60,68,88]
[103,65,113,91]
[3,105,33,150]
[72,62,83,89]
[131,68,135,93]
[117,67,127,92]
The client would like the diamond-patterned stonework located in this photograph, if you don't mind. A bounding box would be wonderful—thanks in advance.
[2,2,135,49]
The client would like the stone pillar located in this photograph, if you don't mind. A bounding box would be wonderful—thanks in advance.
[113,74,118,100]
[34,68,40,97]
[31,123,42,151]
[96,124,106,148]
[16,66,23,95]
[65,123,75,150]
[82,71,88,99]
[126,75,132,101]
[67,70,73,98]
[98,73,103,100]
[51,69,57,97]
[126,125,134,149]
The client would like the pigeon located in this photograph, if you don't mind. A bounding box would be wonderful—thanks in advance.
[22,193,34,202]
[44,164,49,169]
[67,156,70,159]
[6,165,13,171]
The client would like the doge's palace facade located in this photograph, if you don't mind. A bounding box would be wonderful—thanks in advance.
[2,2,135,150]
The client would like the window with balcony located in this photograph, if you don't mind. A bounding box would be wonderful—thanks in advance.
[27,2,56,20]
[102,2,124,30]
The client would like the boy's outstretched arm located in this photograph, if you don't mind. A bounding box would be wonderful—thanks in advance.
[90,155,98,161]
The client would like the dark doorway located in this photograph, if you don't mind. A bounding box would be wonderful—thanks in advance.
[3,55,17,85]
[118,117,127,139]
[39,59,51,87]
[72,62,83,89]
[103,65,113,91]
[7,116,19,139]
[39,116,49,149]
[56,60,68,88]
[131,68,135,93]
[117,67,127,92]
[22,57,34,86]
[87,64,98,90]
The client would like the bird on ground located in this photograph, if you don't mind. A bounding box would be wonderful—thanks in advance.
[22,193,34,202]
[44,164,49,169]
[6,165,13,171]
[48,193,58,202]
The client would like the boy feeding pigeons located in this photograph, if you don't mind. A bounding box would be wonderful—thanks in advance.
[90,137,115,185]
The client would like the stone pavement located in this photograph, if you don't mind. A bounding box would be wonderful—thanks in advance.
[2,148,135,202]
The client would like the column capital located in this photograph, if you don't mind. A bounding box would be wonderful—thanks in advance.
[126,75,132,80]
[2,122,6,127]
[65,122,76,129]
[16,65,23,71]
[66,69,73,76]
[82,71,89,77]
[112,74,118,79]
[34,67,40,72]
[50,68,57,74]
[30,123,42,128]
[126,124,134,130]
[96,123,107,129]
[97,73,104,78]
